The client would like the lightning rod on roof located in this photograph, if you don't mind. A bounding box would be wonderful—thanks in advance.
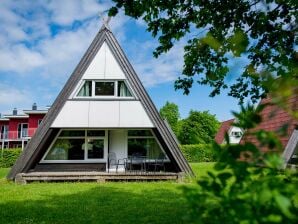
[98,11,111,28]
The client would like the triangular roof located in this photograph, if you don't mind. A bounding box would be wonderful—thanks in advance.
[215,119,235,144]
[240,95,298,149]
[8,25,193,179]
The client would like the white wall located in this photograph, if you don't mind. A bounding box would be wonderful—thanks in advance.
[51,101,154,128]
[109,129,127,171]
[228,126,243,144]
[81,42,126,80]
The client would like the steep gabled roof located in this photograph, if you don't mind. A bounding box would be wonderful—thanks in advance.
[8,25,193,179]
[215,119,235,144]
[240,94,298,150]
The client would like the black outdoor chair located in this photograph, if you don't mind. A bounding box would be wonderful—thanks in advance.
[149,157,165,173]
[108,152,127,173]
[127,153,147,172]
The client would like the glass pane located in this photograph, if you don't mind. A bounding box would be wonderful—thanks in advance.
[18,124,21,138]
[118,81,132,97]
[95,82,114,96]
[60,130,85,137]
[87,130,105,137]
[128,130,153,137]
[87,139,104,159]
[77,81,92,97]
[128,138,165,159]
[44,138,85,160]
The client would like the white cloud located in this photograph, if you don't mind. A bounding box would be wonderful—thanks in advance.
[47,0,110,25]
[0,0,183,89]
[0,45,45,73]
[0,84,32,114]
[132,40,185,87]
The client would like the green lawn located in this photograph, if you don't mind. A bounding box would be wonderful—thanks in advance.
[0,163,213,224]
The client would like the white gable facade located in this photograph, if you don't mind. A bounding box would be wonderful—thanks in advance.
[52,41,154,128]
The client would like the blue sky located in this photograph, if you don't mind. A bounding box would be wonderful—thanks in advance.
[0,0,248,121]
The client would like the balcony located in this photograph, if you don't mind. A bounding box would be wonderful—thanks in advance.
[0,128,38,141]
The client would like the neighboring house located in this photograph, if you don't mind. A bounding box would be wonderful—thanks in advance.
[0,104,48,150]
[240,94,298,167]
[215,119,243,144]
[8,23,193,182]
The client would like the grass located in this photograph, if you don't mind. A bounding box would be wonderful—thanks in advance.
[0,162,213,224]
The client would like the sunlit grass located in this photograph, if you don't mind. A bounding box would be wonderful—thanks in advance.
[0,163,215,224]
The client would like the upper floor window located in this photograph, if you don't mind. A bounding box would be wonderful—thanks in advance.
[77,81,92,97]
[231,131,242,138]
[95,82,114,96]
[76,80,133,98]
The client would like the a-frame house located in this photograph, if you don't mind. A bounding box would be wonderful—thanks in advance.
[8,24,193,182]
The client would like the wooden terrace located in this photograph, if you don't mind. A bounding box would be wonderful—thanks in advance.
[15,171,182,184]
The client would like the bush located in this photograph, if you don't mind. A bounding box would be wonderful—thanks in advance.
[0,148,22,168]
[180,144,217,162]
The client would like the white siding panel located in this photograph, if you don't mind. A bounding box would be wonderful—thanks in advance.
[51,101,89,128]
[105,43,126,79]
[83,42,106,78]
[89,101,120,127]
[82,42,125,80]
[119,101,154,127]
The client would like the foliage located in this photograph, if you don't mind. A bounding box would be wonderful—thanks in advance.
[178,110,220,144]
[159,101,180,134]
[180,144,217,163]
[183,104,298,223]
[0,149,22,168]
[109,0,298,103]
[0,163,213,224]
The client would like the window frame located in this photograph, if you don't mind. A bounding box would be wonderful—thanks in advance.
[41,129,108,163]
[18,123,28,138]
[74,80,134,99]
[127,129,169,162]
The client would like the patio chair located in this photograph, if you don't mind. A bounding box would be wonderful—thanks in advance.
[108,152,127,173]
[149,157,165,173]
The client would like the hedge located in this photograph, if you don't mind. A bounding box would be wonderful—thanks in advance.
[0,145,215,168]
[0,148,22,168]
[180,144,217,162]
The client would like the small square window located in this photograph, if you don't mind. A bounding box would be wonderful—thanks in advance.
[95,82,114,96]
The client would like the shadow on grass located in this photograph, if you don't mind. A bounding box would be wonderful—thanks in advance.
[0,183,191,224]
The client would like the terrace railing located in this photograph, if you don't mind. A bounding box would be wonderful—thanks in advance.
[0,128,38,140]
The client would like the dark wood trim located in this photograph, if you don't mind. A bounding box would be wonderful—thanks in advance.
[8,25,193,180]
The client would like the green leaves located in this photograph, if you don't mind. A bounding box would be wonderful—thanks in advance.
[227,29,249,57]
[200,32,221,52]
[109,0,297,103]
[182,103,298,223]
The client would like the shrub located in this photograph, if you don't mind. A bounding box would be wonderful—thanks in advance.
[180,144,217,162]
[0,148,22,168]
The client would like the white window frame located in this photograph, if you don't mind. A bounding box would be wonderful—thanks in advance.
[127,129,169,162]
[1,125,8,139]
[74,80,135,99]
[41,129,108,163]
[18,123,28,138]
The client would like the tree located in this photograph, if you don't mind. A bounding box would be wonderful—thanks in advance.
[178,110,220,144]
[109,0,297,103]
[159,101,180,134]
[109,2,298,223]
